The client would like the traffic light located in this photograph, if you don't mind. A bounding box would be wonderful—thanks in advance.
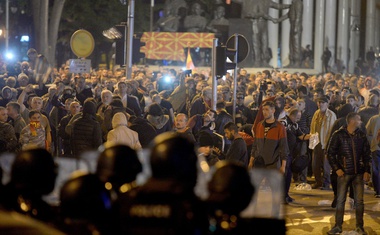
[132,34,145,64]
[115,25,127,66]
[215,45,237,78]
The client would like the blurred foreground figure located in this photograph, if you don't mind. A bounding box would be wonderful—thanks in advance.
[96,144,143,200]
[58,173,115,235]
[0,210,65,235]
[206,161,255,234]
[118,132,208,235]
[0,148,58,224]
[58,144,143,235]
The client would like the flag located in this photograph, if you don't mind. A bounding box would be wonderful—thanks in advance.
[186,48,195,70]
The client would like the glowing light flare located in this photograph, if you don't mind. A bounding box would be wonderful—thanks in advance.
[5,52,14,60]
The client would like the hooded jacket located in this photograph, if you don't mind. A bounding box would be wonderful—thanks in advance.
[147,104,171,135]
[106,113,141,150]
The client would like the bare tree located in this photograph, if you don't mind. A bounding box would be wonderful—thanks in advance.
[31,0,66,68]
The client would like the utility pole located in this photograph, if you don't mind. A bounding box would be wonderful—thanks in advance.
[5,0,9,52]
[150,0,154,32]
[126,0,135,79]
[211,38,218,111]
[232,34,238,123]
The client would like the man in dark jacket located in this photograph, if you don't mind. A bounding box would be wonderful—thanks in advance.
[128,115,157,149]
[58,101,81,156]
[117,81,142,117]
[327,112,371,235]
[197,130,220,167]
[296,85,317,118]
[282,108,310,204]
[222,122,248,168]
[0,120,18,153]
[75,76,93,105]
[215,101,233,152]
[70,99,103,157]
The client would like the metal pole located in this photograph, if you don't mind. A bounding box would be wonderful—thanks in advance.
[211,38,218,111]
[232,33,238,123]
[126,0,135,79]
[5,0,9,51]
[123,23,127,75]
[150,0,154,32]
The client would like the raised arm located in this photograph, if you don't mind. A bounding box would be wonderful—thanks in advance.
[17,85,34,113]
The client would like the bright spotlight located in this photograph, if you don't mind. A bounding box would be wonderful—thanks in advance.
[164,76,171,83]
[5,52,14,60]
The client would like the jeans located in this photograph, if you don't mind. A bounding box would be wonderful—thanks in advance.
[372,151,380,195]
[335,174,364,228]
[312,144,331,187]
[285,155,292,198]
[331,172,354,199]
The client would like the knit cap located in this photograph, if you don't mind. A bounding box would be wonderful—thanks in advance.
[148,103,164,116]
[198,131,214,147]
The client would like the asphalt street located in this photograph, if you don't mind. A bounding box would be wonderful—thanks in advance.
[284,180,380,235]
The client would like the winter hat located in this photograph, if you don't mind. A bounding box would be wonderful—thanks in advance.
[148,103,164,116]
[83,99,96,115]
[198,131,214,147]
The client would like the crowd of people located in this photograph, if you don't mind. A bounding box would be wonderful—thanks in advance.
[0,47,379,234]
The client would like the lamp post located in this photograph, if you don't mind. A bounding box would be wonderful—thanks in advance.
[150,0,154,32]
[5,0,9,52]
[126,0,135,79]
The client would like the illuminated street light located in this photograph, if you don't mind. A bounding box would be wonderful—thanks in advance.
[5,51,14,60]
[102,27,122,40]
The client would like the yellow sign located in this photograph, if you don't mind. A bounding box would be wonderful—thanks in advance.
[70,29,95,58]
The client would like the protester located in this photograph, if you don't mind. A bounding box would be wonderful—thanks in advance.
[19,110,47,150]
[2,44,380,234]
[327,112,371,235]
[105,112,142,150]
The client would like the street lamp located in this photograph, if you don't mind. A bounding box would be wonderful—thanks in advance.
[5,0,9,52]
[2,0,17,52]
[102,27,122,40]
[126,0,135,79]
